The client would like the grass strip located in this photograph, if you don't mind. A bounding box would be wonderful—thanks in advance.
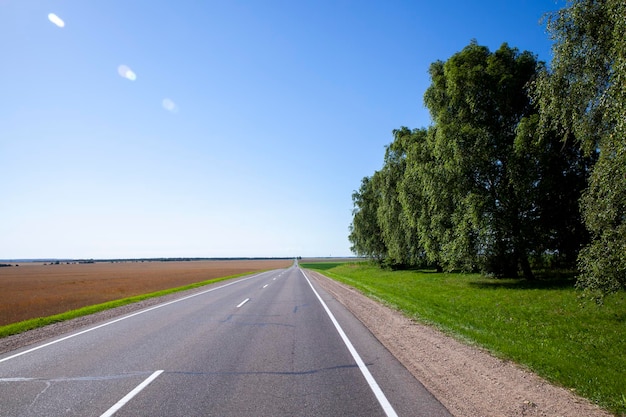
[301,262,626,416]
[0,271,260,339]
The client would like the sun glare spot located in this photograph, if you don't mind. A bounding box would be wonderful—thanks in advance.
[117,65,137,81]
[48,13,65,28]
[162,98,178,113]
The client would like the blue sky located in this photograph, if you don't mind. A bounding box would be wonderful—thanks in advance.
[0,1,561,259]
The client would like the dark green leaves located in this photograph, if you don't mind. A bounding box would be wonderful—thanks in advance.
[535,0,626,297]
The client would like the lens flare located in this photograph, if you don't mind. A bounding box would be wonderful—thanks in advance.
[117,65,137,81]
[162,98,178,113]
[48,13,65,28]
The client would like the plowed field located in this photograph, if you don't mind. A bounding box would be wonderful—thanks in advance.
[0,259,292,326]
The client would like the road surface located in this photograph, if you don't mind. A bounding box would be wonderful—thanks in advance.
[0,266,451,416]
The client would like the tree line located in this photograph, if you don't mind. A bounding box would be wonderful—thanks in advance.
[349,0,625,297]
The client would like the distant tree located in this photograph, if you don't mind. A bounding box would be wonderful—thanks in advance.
[348,174,387,261]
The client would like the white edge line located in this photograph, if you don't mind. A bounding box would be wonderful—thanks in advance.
[236,298,250,308]
[99,370,163,417]
[300,269,398,417]
[0,272,271,364]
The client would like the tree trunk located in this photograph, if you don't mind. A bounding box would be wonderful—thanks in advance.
[519,254,534,280]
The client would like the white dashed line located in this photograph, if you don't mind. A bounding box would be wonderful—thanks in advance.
[100,370,163,417]
[236,298,250,308]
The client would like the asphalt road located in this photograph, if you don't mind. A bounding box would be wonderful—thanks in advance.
[0,266,452,416]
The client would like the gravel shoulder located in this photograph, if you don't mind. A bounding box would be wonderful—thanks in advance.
[0,270,613,416]
[308,270,612,417]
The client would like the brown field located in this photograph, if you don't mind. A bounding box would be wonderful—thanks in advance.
[0,259,292,326]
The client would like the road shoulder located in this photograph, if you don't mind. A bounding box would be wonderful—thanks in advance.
[308,270,612,417]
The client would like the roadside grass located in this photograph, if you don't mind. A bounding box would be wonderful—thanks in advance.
[300,262,348,271]
[0,271,258,339]
[301,262,626,416]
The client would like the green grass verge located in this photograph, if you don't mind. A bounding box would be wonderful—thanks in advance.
[0,271,260,339]
[302,262,626,416]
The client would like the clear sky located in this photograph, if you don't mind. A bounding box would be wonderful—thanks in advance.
[0,1,562,259]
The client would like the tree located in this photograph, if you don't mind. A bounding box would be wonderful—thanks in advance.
[515,115,593,267]
[348,174,387,261]
[397,127,448,271]
[422,41,575,278]
[534,0,626,296]
[377,127,427,267]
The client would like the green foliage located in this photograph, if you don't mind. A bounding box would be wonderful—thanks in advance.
[514,114,593,267]
[348,174,388,261]
[398,127,446,270]
[306,263,626,415]
[534,0,626,296]
[422,42,546,277]
[377,128,428,267]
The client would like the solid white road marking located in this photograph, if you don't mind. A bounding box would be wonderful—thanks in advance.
[236,298,250,308]
[0,271,274,364]
[99,370,163,417]
[300,269,399,417]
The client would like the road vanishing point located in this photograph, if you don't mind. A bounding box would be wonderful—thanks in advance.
[0,266,451,416]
